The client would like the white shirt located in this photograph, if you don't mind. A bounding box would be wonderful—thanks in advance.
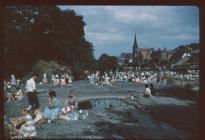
[26,78,36,92]
[145,88,151,96]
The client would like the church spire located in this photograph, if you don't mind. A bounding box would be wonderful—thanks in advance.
[133,33,138,48]
[132,33,138,64]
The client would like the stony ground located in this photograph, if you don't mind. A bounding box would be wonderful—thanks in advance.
[4,80,199,139]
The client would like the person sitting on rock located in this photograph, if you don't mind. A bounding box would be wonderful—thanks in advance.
[62,90,78,113]
[6,88,15,103]
[58,90,79,120]
[14,87,23,101]
[43,90,61,122]
[10,107,37,139]
[143,84,151,97]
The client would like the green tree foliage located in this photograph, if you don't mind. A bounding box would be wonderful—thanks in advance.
[32,60,71,76]
[170,43,199,63]
[4,6,96,79]
[98,53,118,72]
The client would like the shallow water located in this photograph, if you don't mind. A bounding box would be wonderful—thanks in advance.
[78,98,126,111]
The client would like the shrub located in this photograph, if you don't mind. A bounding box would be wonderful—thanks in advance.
[32,60,71,77]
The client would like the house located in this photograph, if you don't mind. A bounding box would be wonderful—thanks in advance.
[117,53,132,65]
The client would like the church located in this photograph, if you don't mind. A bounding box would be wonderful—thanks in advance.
[117,33,175,67]
[132,34,154,66]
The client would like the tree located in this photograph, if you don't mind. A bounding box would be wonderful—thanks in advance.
[98,53,118,72]
[4,6,96,79]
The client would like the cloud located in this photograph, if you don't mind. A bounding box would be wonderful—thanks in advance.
[107,7,159,24]
[85,31,126,46]
[58,6,199,58]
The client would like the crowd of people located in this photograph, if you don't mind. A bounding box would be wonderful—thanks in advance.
[4,67,199,138]
[4,74,24,103]
[4,73,88,139]
[88,68,199,87]
[5,87,87,138]
[40,72,73,87]
[87,70,168,87]
[87,68,199,98]
[88,71,115,86]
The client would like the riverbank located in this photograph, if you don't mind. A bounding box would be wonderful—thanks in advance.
[4,80,199,139]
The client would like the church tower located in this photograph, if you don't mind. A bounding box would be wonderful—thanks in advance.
[132,33,139,64]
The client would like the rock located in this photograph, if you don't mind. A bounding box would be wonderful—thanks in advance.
[95,111,107,117]
[112,133,124,139]
[4,80,198,139]
[191,86,199,92]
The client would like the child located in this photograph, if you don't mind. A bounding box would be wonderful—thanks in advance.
[58,90,79,120]
[33,109,45,124]
[143,84,151,97]
[14,87,23,101]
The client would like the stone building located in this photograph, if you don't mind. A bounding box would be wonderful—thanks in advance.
[132,34,154,66]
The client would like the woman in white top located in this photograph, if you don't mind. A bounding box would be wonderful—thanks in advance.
[11,108,37,138]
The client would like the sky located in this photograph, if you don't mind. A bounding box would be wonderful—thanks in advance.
[58,6,199,59]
